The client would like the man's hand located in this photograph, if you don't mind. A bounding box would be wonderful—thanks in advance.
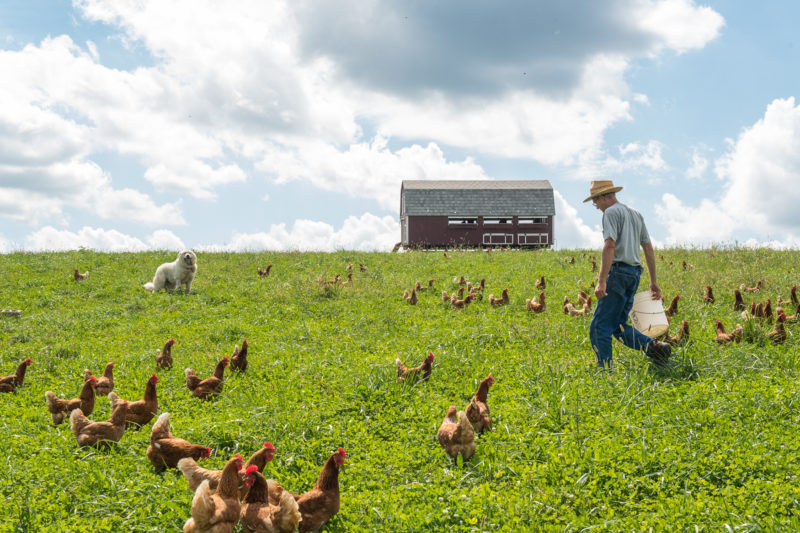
[650,281,662,301]
[595,280,607,299]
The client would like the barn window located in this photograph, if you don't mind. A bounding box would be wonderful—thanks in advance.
[518,233,549,245]
[483,217,512,225]
[519,217,547,225]
[482,233,514,245]
[448,217,477,227]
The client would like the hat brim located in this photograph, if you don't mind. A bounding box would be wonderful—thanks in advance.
[583,186,622,203]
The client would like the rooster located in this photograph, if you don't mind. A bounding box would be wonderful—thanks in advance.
[665,294,680,317]
[180,442,276,500]
[73,269,89,280]
[766,312,788,344]
[156,338,176,369]
[666,320,690,347]
[450,292,474,309]
[740,278,764,293]
[184,454,244,533]
[733,289,746,312]
[703,285,715,304]
[93,361,115,396]
[257,264,272,277]
[147,412,211,470]
[109,373,159,428]
[488,288,510,307]
[266,448,347,533]
[230,340,248,373]
[534,275,546,289]
[526,291,546,313]
[402,288,418,305]
[70,401,129,448]
[714,319,743,345]
[185,357,228,400]
[46,376,97,425]
[465,375,493,433]
[395,352,434,382]
[240,465,302,533]
[0,357,32,393]
[437,406,476,462]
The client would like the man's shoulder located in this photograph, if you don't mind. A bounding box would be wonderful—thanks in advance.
[611,202,642,218]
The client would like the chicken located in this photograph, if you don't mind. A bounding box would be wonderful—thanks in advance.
[45,376,97,425]
[714,319,743,345]
[230,340,249,373]
[763,298,774,323]
[665,294,680,317]
[740,278,764,292]
[450,292,474,309]
[240,465,302,533]
[185,357,229,400]
[766,312,787,345]
[526,291,546,313]
[340,272,354,286]
[318,274,340,286]
[414,279,434,292]
[453,275,466,285]
[147,412,211,470]
[783,303,800,323]
[109,373,159,428]
[591,259,597,272]
[402,288,418,305]
[666,319,690,347]
[180,441,276,499]
[576,290,591,308]
[792,284,799,308]
[359,263,366,272]
[733,289,746,311]
[70,400,129,448]
[257,265,273,277]
[437,406,476,462]
[94,361,115,396]
[184,455,244,533]
[681,260,694,270]
[0,357,32,393]
[534,275,546,289]
[345,262,353,272]
[703,285,715,304]
[488,288,510,307]
[156,338,176,369]
[395,351,435,382]
[266,448,347,533]
[73,269,89,280]
[564,301,592,317]
[441,290,451,303]
[465,375,493,433]
[473,278,486,292]
[753,301,764,319]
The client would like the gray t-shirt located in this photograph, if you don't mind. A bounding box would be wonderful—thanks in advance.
[602,202,650,266]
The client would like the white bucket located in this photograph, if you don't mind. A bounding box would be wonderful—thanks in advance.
[629,291,669,338]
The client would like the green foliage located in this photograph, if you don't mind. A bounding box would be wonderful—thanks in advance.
[0,248,799,531]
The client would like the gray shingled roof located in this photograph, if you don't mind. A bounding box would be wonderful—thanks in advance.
[401,180,555,216]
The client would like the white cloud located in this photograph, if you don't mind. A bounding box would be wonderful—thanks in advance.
[25,226,150,252]
[635,0,725,54]
[147,229,186,250]
[685,148,709,180]
[553,190,604,249]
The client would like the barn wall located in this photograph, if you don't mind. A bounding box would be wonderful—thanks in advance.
[406,216,552,248]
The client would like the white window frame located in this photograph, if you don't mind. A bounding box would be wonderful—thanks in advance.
[482,233,514,245]
[448,216,477,227]
[518,216,547,225]
[518,233,548,245]
[483,217,512,225]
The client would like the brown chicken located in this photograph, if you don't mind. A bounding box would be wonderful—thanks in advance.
[266,448,347,533]
[70,400,129,448]
[791,284,799,308]
[185,357,228,400]
[414,279,435,292]
[733,289,746,311]
[576,290,591,308]
[147,412,211,470]
[488,288,509,307]
[345,262,353,272]
[703,285,715,304]
[441,290,451,303]
[681,260,694,270]
[395,352,434,382]
[564,301,591,317]
[764,299,774,322]
[665,294,680,317]
[340,272,354,286]
[473,278,486,292]
[714,319,743,345]
[740,278,764,292]
[109,373,158,428]
[73,268,89,280]
[526,291,545,313]
[437,406,476,461]
[453,275,466,285]
[0,357,32,393]
[180,442,276,499]
[231,340,249,373]
[782,303,800,323]
[450,292,474,309]
[184,454,244,533]
[359,263,367,271]
[240,466,302,533]
[766,312,787,344]
[465,375,493,433]
[94,361,115,396]
[591,259,597,272]
[46,376,97,425]
[666,319,690,347]
[156,338,176,369]
[257,265,272,277]
[318,274,341,286]
[403,288,418,305]
[534,275,546,289]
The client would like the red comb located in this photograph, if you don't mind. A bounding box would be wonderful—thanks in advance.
[245,465,258,475]
[264,441,275,451]
[223,356,229,363]
[25,358,32,365]
[337,447,346,456]
[234,453,243,461]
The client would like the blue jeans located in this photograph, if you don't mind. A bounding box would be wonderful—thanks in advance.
[589,263,654,367]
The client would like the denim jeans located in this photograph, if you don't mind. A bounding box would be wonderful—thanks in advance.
[589,263,654,366]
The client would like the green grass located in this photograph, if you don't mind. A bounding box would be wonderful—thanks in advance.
[1,248,800,532]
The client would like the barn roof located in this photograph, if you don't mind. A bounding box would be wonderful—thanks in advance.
[401,180,555,216]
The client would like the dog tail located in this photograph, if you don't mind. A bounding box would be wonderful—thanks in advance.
[143,282,155,292]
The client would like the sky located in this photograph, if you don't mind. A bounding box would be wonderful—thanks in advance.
[1,0,799,253]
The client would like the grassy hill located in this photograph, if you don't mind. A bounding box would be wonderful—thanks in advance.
[1,248,799,532]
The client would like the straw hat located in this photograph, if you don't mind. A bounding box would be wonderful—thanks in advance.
[583,180,623,203]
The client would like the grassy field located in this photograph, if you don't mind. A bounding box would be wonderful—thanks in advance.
[1,248,799,532]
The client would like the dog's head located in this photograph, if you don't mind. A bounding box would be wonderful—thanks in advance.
[177,250,197,267]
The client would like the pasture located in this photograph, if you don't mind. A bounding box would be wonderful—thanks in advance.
[1,248,799,532]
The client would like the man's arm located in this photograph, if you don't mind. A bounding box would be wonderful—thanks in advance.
[641,241,661,300]
[594,238,616,299]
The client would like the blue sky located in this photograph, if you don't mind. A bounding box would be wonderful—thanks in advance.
[1,0,799,252]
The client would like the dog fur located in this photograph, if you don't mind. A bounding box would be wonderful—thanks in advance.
[143,250,198,294]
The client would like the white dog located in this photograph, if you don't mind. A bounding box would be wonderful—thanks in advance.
[143,250,198,294]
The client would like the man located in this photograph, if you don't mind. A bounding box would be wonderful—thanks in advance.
[584,180,671,369]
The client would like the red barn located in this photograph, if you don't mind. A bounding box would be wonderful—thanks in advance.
[400,180,555,248]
